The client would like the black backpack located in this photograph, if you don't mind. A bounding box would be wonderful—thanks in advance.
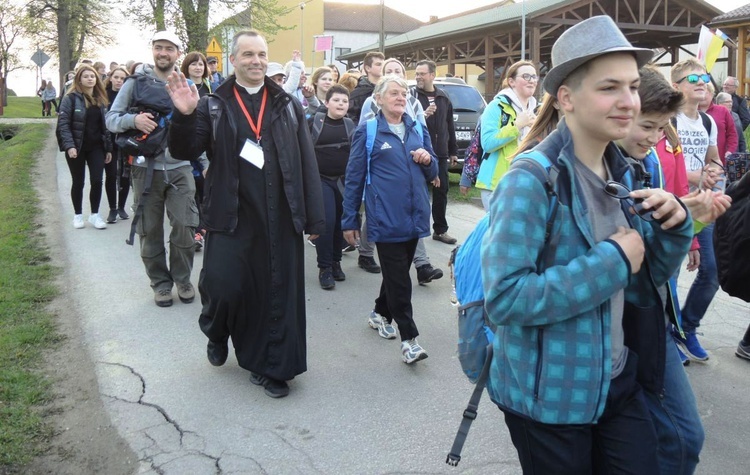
[714,171,750,302]
[115,74,173,158]
[310,111,355,148]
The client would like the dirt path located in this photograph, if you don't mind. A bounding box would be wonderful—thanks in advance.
[21,124,137,474]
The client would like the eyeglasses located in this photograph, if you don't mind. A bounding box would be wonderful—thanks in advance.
[677,74,711,84]
[604,181,655,222]
[517,73,538,82]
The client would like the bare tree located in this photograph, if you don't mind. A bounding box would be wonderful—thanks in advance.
[125,0,290,53]
[27,0,113,91]
[0,3,39,103]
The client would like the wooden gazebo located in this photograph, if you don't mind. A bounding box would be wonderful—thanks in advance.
[339,0,722,99]
[709,3,750,97]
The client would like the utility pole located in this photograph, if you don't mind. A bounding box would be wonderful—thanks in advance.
[379,0,385,53]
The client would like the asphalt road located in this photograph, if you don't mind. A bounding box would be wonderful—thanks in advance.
[51,146,749,475]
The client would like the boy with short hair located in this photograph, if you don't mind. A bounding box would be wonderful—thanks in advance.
[482,16,694,472]
[671,59,721,363]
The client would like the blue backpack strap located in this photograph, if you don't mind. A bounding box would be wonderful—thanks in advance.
[365,117,377,185]
[511,151,560,270]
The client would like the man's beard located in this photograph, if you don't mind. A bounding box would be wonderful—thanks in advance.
[155,60,175,74]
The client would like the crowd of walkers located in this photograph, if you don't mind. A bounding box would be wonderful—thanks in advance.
[51,20,750,473]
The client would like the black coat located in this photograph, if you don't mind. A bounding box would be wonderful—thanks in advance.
[411,86,458,158]
[56,92,112,153]
[347,76,375,121]
[168,76,325,236]
[731,93,750,131]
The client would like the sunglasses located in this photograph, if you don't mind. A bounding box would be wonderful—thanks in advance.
[517,73,538,82]
[604,181,655,222]
[677,74,711,84]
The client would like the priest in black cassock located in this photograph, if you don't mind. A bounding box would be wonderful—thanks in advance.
[166,30,325,398]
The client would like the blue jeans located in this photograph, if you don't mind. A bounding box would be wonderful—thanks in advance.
[643,333,704,474]
[681,224,719,333]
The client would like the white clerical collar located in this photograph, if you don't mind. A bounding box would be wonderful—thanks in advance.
[235,80,263,95]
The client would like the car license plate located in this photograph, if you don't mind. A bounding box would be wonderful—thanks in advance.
[456,131,471,141]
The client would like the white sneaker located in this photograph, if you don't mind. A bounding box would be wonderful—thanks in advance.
[88,213,107,229]
[73,214,85,229]
[401,338,428,364]
[368,311,397,339]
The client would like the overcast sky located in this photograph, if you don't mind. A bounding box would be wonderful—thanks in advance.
[6,0,747,96]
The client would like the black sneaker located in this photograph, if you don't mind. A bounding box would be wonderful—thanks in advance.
[106,209,118,223]
[417,264,443,285]
[358,256,381,273]
[117,208,130,220]
[207,338,229,366]
[250,372,290,398]
[319,267,335,290]
[342,244,356,253]
[332,261,346,281]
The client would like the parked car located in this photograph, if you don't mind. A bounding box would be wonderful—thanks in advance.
[409,77,487,173]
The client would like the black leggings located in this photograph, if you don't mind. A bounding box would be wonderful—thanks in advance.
[104,152,130,210]
[65,148,105,215]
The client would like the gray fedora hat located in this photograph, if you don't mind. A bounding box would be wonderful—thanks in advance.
[543,15,653,95]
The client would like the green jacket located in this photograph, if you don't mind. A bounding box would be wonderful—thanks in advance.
[476,94,518,191]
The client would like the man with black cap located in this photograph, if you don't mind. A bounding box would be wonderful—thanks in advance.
[106,31,199,308]
[207,55,224,91]
[481,15,693,473]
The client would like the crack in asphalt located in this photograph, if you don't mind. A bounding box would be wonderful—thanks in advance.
[99,361,226,473]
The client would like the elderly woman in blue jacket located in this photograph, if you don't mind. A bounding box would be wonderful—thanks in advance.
[342,75,438,364]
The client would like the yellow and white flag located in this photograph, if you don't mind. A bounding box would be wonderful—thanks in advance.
[697,25,730,73]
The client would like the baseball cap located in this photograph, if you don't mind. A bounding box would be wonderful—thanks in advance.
[152,31,182,51]
[266,62,285,79]
[207,56,218,64]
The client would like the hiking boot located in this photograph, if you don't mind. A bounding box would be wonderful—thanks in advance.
[416,264,443,285]
[401,338,428,364]
[250,372,290,398]
[154,288,173,307]
[432,232,457,245]
[117,208,130,220]
[673,330,709,362]
[106,209,118,223]
[207,338,229,366]
[73,214,85,229]
[88,213,107,229]
[319,268,335,290]
[358,256,381,273]
[194,232,204,252]
[736,340,750,361]
[332,261,346,281]
[177,283,195,303]
[368,311,397,339]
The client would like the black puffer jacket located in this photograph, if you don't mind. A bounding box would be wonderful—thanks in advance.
[56,92,112,153]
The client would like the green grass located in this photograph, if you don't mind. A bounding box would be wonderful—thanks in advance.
[1,96,54,119]
[0,124,60,468]
[447,169,481,204]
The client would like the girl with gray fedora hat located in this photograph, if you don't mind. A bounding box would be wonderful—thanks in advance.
[482,15,694,473]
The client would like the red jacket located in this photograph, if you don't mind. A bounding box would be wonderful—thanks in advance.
[705,103,739,161]
[656,133,699,251]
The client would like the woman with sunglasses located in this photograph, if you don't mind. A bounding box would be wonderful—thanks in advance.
[474,60,538,210]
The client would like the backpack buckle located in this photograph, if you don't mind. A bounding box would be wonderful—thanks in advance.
[462,409,477,420]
